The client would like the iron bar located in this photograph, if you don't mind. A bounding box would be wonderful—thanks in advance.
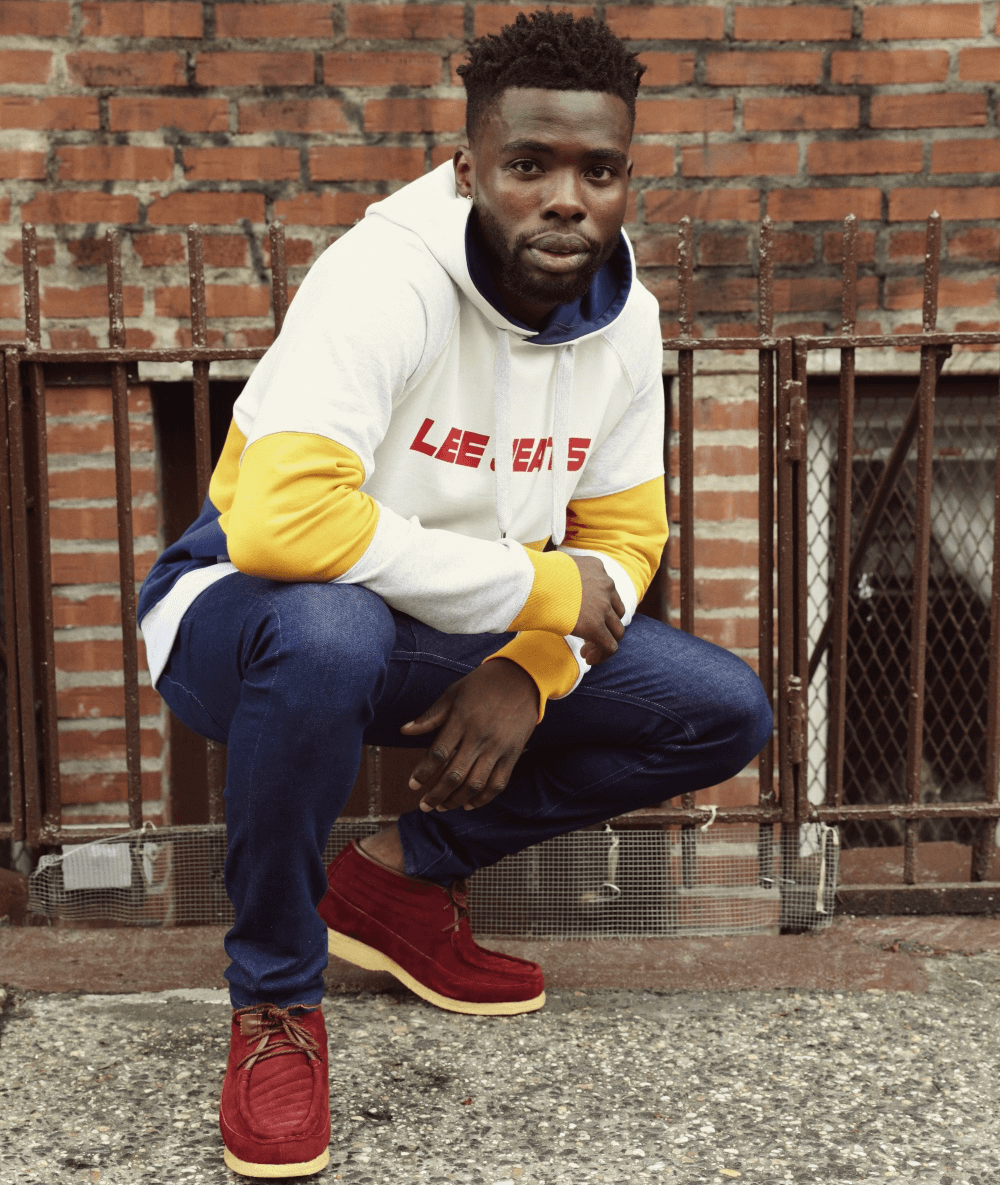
[0,355,24,843]
[187,226,213,505]
[793,341,810,824]
[269,222,289,335]
[837,885,1000,916]
[825,216,858,809]
[106,228,143,832]
[676,216,695,639]
[902,213,942,885]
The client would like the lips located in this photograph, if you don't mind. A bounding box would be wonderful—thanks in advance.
[524,232,592,274]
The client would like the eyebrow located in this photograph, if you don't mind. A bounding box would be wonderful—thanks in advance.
[501,139,628,166]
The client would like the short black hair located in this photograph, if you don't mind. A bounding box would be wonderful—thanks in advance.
[458,10,645,143]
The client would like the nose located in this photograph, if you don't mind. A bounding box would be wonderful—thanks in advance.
[540,169,586,223]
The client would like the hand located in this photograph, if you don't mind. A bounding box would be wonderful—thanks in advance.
[400,659,539,813]
[569,554,625,666]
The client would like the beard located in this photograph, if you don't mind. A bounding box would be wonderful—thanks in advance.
[474,206,619,308]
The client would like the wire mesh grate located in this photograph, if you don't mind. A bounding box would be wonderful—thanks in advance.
[27,820,838,937]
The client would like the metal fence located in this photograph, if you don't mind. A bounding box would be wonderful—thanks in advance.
[1,212,999,916]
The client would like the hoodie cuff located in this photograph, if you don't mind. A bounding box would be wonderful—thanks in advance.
[506,548,581,636]
[483,632,581,722]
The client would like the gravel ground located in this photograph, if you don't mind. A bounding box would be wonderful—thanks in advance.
[2,954,999,1185]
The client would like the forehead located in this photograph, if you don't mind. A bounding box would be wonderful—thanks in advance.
[480,87,632,154]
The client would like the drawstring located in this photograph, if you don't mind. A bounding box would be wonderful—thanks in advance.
[493,332,512,539]
[492,331,575,547]
[550,343,574,547]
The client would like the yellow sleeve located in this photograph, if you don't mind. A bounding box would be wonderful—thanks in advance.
[222,431,380,582]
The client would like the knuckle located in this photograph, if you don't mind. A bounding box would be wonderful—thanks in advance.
[429,745,450,763]
[444,769,464,786]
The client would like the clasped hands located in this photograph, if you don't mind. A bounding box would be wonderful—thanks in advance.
[403,555,625,813]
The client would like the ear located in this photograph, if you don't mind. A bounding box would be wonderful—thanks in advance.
[454,145,475,199]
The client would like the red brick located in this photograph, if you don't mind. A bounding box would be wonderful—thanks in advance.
[50,505,158,540]
[0,1,70,35]
[54,593,123,630]
[21,192,139,224]
[204,236,250,267]
[668,537,761,569]
[309,146,425,183]
[133,233,184,267]
[606,6,724,40]
[885,276,998,310]
[56,146,174,182]
[81,1,202,36]
[634,234,678,267]
[346,4,464,39]
[0,287,21,319]
[61,771,163,807]
[473,5,593,36]
[948,228,1000,262]
[831,50,948,85]
[57,725,162,760]
[808,140,922,176]
[0,198,9,224]
[889,187,1000,221]
[183,147,300,182]
[48,328,101,349]
[239,98,349,133]
[45,386,150,415]
[629,145,676,178]
[229,327,277,348]
[109,97,228,133]
[772,232,815,264]
[49,466,155,501]
[743,96,859,132]
[47,415,151,451]
[775,276,877,313]
[639,52,696,87]
[689,491,760,522]
[0,150,46,180]
[154,284,271,318]
[5,238,56,267]
[705,52,822,87]
[261,236,312,267]
[323,51,442,87]
[863,3,980,40]
[365,98,465,134]
[959,48,1000,81]
[887,229,929,261]
[0,97,101,131]
[733,6,851,41]
[768,188,882,222]
[698,233,751,267]
[681,143,798,179]
[635,99,732,135]
[52,552,155,585]
[646,190,760,223]
[196,53,314,88]
[57,685,162,720]
[692,577,759,610]
[0,52,53,85]
[66,237,109,268]
[932,139,1000,174]
[272,191,376,226]
[67,51,186,87]
[822,229,877,264]
[147,192,266,226]
[871,93,986,129]
[688,616,759,651]
[216,3,331,37]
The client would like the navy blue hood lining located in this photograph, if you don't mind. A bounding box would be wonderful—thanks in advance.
[465,214,631,346]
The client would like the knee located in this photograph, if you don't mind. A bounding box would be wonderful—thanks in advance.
[696,654,773,783]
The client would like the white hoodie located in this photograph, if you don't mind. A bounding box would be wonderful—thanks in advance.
[139,162,668,715]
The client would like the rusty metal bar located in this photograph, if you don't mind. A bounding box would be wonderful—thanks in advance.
[269,222,289,335]
[16,347,268,364]
[106,228,143,831]
[902,213,942,884]
[972,367,1000,881]
[807,347,951,683]
[0,354,25,843]
[776,337,797,826]
[676,216,695,640]
[812,801,1000,822]
[27,354,60,836]
[756,219,775,808]
[793,341,810,824]
[825,216,858,810]
[5,352,42,845]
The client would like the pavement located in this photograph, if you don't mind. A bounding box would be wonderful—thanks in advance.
[2,916,1000,1185]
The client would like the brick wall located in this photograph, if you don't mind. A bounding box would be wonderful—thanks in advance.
[2,1,998,825]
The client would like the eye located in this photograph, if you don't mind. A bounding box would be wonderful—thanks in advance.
[587,164,617,181]
[509,159,543,174]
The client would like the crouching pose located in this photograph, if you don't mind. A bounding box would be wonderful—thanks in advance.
[139,11,772,1178]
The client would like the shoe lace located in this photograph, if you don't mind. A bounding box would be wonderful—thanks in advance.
[443,879,471,933]
[234,1004,321,1072]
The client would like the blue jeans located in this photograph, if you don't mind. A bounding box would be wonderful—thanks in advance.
[157,574,772,1007]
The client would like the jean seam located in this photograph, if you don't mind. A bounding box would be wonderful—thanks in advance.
[159,671,226,736]
[572,686,697,743]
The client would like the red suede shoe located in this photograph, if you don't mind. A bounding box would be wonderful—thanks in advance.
[219,1003,330,1178]
[319,841,545,1016]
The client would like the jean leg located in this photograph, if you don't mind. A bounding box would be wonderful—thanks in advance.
[158,575,397,1007]
[385,614,773,883]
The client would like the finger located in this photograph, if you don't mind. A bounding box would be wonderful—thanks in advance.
[464,752,518,810]
[608,611,626,642]
[419,751,477,811]
[409,720,465,793]
[400,696,451,736]
[611,590,626,619]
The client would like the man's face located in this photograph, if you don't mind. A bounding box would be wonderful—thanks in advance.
[455,88,633,327]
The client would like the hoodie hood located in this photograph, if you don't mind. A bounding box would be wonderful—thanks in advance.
[365,161,635,347]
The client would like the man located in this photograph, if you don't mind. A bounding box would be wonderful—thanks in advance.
[139,11,773,1178]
